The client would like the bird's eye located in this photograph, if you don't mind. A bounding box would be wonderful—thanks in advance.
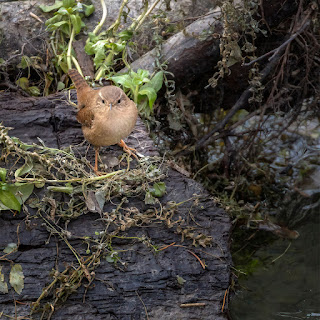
[102,99,105,104]
[117,99,121,104]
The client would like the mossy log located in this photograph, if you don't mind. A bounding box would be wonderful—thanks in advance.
[0,91,231,319]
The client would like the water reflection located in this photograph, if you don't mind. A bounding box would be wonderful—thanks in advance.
[230,213,320,320]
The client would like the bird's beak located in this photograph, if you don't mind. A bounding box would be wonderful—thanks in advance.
[109,103,112,110]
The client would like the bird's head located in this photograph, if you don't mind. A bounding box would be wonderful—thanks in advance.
[96,86,128,111]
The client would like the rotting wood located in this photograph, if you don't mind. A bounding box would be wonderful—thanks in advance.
[0,91,232,320]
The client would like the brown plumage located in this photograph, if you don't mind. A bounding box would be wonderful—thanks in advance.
[68,69,138,172]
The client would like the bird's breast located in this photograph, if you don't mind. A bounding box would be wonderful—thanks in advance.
[82,103,138,147]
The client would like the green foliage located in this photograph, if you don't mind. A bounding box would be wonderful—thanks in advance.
[15,77,40,96]
[39,0,94,75]
[9,264,24,294]
[144,181,166,204]
[84,29,133,79]
[105,251,119,264]
[0,166,34,213]
[111,69,164,117]
[3,243,18,254]
[208,0,266,88]
[150,182,166,197]
[47,183,74,194]
[177,275,186,285]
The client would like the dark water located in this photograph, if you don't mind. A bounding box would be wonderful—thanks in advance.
[230,212,320,320]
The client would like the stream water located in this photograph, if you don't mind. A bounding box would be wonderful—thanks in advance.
[230,210,320,320]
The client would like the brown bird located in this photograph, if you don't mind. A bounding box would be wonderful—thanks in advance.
[68,69,138,173]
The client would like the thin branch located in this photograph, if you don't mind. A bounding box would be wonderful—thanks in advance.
[92,0,108,35]
[107,0,128,33]
[186,18,311,154]
[243,18,310,67]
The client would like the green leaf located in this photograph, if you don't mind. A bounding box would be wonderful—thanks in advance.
[9,264,24,295]
[0,190,21,212]
[177,275,186,285]
[144,191,156,204]
[70,14,82,34]
[15,158,33,178]
[57,6,71,15]
[0,58,5,66]
[111,74,135,92]
[47,183,73,194]
[63,0,76,9]
[0,266,8,294]
[149,71,164,92]
[231,109,249,122]
[92,41,107,67]
[139,87,157,109]
[57,81,65,91]
[15,77,29,91]
[83,4,95,16]
[109,42,125,53]
[28,86,41,96]
[17,56,31,69]
[95,190,106,212]
[39,1,63,12]
[137,69,149,79]
[150,182,166,198]
[9,183,34,205]
[84,43,94,55]
[106,252,118,263]
[34,181,45,188]
[47,20,69,32]
[137,99,151,118]
[45,14,62,27]
[0,168,7,182]
[3,243,18,254]
[117,30,133,41]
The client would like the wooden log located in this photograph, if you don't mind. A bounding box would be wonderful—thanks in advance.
[123,10,222,84]
[0,92,232,319]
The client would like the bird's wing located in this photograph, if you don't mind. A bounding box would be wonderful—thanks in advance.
[76,107,94,128]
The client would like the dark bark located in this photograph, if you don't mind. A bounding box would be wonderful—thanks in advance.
[123,11,222,85]
[0,92,231,319]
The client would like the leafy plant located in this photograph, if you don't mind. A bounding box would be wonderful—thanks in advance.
[85,29,133,80]
[39,0,94,74]
[16,77,41,96]
[0,167,34,213]
[111,69,164,117]
[0,263,25,295]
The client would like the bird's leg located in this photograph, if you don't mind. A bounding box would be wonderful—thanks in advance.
[118,139,138,160]
[94,147,100,174]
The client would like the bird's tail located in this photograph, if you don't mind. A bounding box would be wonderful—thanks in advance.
[68,69,90,91]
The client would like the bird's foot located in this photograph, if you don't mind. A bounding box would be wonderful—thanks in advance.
[118,139,138,160]
[88,162,106,176]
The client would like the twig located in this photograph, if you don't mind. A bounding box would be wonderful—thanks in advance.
[136,291,150,320]
[158,242,176,251]
[135,0,161,31]
[107,0,128,33]
[271,242,291,263]
[180,303,206,307]
[29,12,44,23]
[221,287,229,312]
[92,0,107,35]
[243,20,310,66]
[188,25,310,154]
[187,250,206,269]
[67,28,75,70]
[15,169,125,184]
